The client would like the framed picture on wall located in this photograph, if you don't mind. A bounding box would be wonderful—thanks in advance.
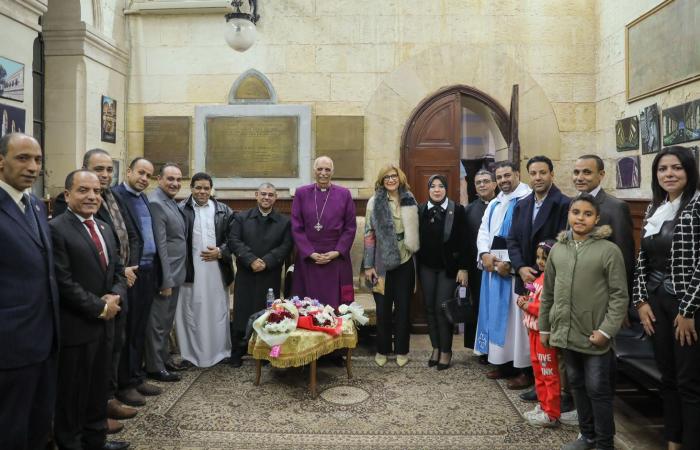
[662,100,700,146]
[1,102,26,137]
[101,95,117,143]
[640,104,661,154]
[615,116,639,151]
[616,155,641,189]
[110,159,121,188]
[0,56,24,102]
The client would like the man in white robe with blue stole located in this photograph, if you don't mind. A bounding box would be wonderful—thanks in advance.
[474,161,532,380]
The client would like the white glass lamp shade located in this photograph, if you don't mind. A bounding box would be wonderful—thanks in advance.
[225,17,257,52]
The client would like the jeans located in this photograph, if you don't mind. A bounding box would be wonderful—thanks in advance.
[563,348,616,450]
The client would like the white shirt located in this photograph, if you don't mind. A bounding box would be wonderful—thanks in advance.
[0,179,27,212]
[70,210,109,262]
[426,198,449,210]
[193,199,216,249]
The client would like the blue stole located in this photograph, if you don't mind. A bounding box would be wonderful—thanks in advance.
[474,197,517,353]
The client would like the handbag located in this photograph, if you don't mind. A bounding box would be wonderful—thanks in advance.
[441,285,472,324]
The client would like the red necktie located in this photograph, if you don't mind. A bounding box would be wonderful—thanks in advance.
[84,219,107,270]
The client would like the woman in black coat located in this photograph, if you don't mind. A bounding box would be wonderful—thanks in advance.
[417,175,469,370]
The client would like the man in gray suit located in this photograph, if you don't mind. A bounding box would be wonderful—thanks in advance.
[573,155,635,293]
[145,163,187,382]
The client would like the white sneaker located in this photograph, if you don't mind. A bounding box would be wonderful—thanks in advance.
[526,410,560,428]
[374,353,387,367]
[523,404,542,419]
[560,409,579,426]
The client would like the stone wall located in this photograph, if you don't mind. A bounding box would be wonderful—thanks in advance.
[596,0,700,199]
[125,0,598,198]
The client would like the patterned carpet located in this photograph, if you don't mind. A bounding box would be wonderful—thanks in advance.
[118,350,578,449]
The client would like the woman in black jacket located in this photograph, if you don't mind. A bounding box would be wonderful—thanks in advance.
[633,146,700,449]
[417,175,469,370]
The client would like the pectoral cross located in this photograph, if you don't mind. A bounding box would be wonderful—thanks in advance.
[314,222,323,232]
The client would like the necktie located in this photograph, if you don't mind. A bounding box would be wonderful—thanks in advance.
[84,219,107,270]
[21,194,41,240]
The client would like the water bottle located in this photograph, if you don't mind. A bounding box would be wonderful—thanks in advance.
[266,288,275,309]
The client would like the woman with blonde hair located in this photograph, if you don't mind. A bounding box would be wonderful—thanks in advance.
[363,165,419,367]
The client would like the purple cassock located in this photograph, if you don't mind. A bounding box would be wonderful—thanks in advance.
[290,183,357,308]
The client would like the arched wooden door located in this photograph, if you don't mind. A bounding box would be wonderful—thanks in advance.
[401,86,514,332]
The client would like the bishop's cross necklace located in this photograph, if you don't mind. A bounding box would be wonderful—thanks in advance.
[314,185,331,231]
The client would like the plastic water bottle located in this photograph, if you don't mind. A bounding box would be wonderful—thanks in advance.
[266,288,275,309]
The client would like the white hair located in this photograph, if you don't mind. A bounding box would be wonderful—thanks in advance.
[313,156,334,171]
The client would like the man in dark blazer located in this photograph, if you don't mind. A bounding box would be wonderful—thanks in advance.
[573,155,635,297]
[506,155,570,389]
[111,157,164,406]
[53,148,140,427]
[145,163,187,382]
[0,133,59,450]
[228,182,293,367]
[50,169,128,450]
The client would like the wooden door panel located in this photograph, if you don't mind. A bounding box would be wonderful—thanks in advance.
[413,101,459,148]
[412,164,460,206]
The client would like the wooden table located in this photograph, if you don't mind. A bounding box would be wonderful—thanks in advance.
[248,320,358,398]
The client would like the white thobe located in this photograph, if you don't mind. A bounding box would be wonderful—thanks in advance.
[474,182,532,367]
[175,200,231,367]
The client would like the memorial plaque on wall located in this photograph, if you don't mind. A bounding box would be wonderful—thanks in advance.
[315,116,364,179]
[144,116,191,176]
[206,116,298,178]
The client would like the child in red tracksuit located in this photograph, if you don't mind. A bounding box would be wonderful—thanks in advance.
[516,240,560,427]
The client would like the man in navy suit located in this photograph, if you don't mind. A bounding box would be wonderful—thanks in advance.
[0,132,59,450]
[50,170,129,450]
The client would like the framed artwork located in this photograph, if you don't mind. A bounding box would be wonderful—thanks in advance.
[110,159,121,188]
[0,56,24,102]
[616,156,641,189]
[0,103,26,137]
[101,95,117,143]
[640,104,661,154]
[615,116,639,151]
[662,100,700,146]
[626,0,700,102]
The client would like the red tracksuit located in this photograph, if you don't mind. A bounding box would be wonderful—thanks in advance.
[522,272,560,419]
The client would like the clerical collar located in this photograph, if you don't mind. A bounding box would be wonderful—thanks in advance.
[315,183,331,192]
[427,198,448,210]
[258,207,272,217]
[123,182,142,196]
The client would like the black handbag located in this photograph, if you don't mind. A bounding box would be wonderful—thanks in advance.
[441,286,472,324]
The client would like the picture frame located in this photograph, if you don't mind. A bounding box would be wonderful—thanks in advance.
[615,116,639,151]
[0,56,24,102]
[662,100,700,146]
[110,159,121,188]
[101,95,117,143]
[0,103,26,137]
[616,156,641,189]
[640,104,661,154]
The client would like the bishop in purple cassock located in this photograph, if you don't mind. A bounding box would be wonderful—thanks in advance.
[291,156,356,308]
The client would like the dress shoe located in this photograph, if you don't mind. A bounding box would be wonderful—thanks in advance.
[136,382,162,396]
[229,356,243,368]
[437,352,452,371]
[374,353,387,367]
[486,368,515,379]
[107,418,123,434]
[396,354,409,367]
[477,354,489,365]
[107,399,138,420]
[102,440,130,450]
[519,388,538,403]
[116,388,145,407]
[147,370,181,382]
[506,373,534,390]
[429,349,439,367]
[166,360,192,371]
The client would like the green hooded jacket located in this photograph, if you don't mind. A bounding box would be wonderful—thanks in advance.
[538,225,628,355]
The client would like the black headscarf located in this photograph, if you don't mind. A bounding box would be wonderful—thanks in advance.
[427,174,448,207]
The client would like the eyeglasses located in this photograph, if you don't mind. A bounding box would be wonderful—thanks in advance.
[475,179,493,186]
[383,174,399,181]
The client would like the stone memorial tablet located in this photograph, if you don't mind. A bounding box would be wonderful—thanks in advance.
[206,116,298,178]
[144,116,190,176]
[315,116,364,179]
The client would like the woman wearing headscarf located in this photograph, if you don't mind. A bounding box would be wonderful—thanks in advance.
[417,175,469,370]
[363,165,420,368]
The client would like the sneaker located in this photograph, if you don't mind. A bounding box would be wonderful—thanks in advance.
[523,404,542,419]
[374,353,387,367]
[526,410,559,428]
[560,409,579,426]
[560,433,596,450]
[396,354,409,367]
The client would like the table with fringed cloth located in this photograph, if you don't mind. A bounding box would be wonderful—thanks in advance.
[248,319,357,397]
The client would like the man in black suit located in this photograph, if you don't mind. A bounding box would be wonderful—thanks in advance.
[50,169,129,450]
[573,155,635,296]
[111,157,164,407]
[0,132,59,450]
[506,155,570,390]
[54,148,140,429]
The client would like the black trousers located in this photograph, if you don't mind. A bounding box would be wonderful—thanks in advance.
[118,266,155,389]
[0,357,56,450]
[419,265,455,353]
[55,324,113,450]
[648,285,700,446]
[374,259,415,356]
[107,303,127,398]
[464,267,482,348]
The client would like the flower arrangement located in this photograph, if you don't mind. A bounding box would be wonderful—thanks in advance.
[252,300,298,357]
[296,300,343,336]
[338,302,369,326]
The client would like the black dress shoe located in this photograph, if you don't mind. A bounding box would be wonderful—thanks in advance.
[428,359,438,367]
[165,360,192,371]
[102,440,130,450]
[147,370,181,382]
[519,388,538,402]
[229,357,243,368]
